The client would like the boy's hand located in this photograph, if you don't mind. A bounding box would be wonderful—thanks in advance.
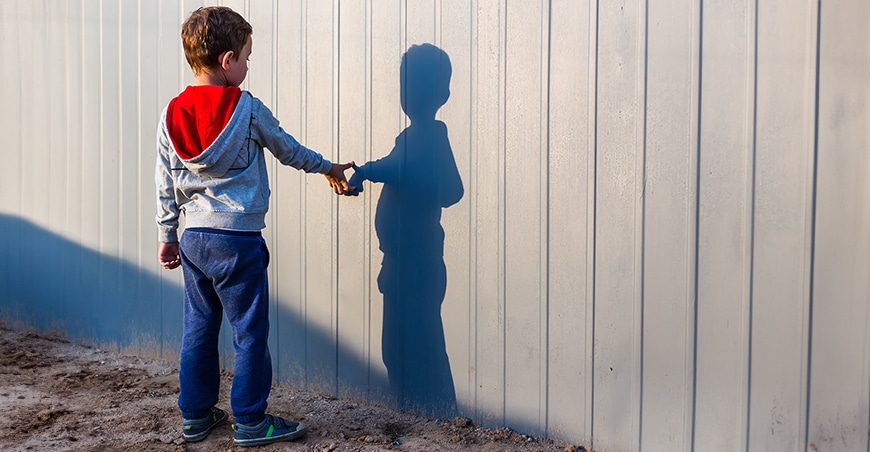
[325,161,358,195]
[159,241,181,270]
[348,164,365,195]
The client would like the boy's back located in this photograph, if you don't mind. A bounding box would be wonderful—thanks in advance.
[156,85,333,240]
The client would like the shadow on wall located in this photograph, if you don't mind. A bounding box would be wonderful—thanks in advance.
[350,43,464,419]
[0,213,180,352]
[0,213,387,402]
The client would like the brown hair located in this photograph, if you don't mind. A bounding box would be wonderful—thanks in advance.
[181,6,252,75]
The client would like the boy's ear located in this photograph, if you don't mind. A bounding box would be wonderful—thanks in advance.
[219,50,235,70]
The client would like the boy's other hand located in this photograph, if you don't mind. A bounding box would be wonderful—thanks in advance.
[159,241,181,270]
[325,161,358,196]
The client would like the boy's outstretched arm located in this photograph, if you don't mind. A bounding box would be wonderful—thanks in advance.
[325,161,358,195]
[348,163,366,194]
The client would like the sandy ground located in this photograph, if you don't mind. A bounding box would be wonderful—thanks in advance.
[0,326,586,452]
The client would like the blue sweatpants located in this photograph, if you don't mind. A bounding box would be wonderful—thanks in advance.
[178,228,271,425]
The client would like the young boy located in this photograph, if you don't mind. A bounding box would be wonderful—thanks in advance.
[155,6,355,446]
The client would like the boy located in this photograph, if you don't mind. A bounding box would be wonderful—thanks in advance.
[155,6,355,446]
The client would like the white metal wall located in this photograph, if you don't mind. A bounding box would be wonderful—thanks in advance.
[1,1,868,450]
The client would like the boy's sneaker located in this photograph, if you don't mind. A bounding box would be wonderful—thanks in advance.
[232,414,307,447]
[182,407,228,442]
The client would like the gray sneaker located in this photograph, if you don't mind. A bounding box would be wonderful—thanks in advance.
[182,407,228,442]
[232,414,307,447]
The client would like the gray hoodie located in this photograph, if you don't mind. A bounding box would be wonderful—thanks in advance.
[155,90,331,242]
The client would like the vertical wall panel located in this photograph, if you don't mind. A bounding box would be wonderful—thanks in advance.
[748,1,816,451]
[694,0,753,449]
[439,0,473,416]
[1,1,869,449]
[504,0,547,436]
[593,0,643,448]
[65,2,84,241]
[18,2,41,320]
[0,1,20,218]
[100,0,120,260]
[470,0,506,428]
[547,0,592,444]
[46,4,70,327]
[119,0,142,347]
[302,0,339,391]
[808,0,870,450]
[272,0,306,385]
[0,0,20,336]
[405,0,435,46]
[583,3,598,445]
[136,0,162,353]
[63,1,87,339]
[641,1,697,450]
[365,0,403,405]
[48,5,68,238]
[99,0,123,343]
[80,1,104,335]
[336,0,371,400]
[120,0,140,265]
[20,2,46,227]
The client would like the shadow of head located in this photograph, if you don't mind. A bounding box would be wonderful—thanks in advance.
[401,44,452,121]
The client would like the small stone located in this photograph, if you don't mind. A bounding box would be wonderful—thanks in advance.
[452,417,472,428]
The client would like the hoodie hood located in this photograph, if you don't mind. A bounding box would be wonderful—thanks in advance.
[166,86,252,178]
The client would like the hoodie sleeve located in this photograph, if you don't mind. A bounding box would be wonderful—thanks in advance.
[155,109,180,243]
[249,96,332,174]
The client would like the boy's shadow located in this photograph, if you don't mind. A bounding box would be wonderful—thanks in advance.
[350,44,463,418]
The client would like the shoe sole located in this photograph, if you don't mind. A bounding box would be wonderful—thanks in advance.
[182,411,229,442]
[234,425,308,447]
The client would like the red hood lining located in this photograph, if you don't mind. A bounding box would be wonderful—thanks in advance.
[167,86,242,160]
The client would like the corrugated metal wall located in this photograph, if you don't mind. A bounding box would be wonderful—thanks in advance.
[1,1,868,450]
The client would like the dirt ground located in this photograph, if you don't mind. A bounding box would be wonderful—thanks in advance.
[0,326,586,452]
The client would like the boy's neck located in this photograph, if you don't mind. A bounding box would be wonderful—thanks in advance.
[408,116,436,125]
[193,70,233,87]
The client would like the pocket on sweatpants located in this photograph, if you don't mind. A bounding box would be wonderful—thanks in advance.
[259,238,270,269]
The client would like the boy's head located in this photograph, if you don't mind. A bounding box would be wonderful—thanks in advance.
[400,44,451,121]
[181,7,252,80]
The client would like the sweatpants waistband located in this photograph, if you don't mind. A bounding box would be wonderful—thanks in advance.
[184,227,262,237]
